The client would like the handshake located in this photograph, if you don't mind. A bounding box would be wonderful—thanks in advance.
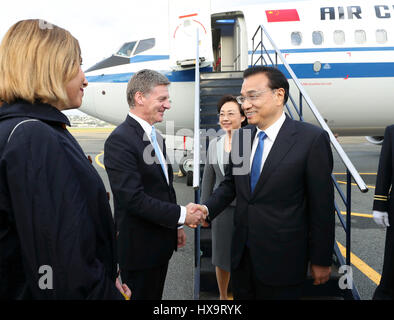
[184,203,209,228]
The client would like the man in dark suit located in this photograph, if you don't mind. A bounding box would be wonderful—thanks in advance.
[372,125,394,300]
[104,69,203,300]
[197,66,335,299]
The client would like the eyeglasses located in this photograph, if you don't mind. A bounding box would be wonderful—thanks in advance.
[236,89,274,104]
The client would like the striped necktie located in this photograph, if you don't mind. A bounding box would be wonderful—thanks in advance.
[151,126,168,182]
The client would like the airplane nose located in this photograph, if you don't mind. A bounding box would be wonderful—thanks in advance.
[79,83,94,114]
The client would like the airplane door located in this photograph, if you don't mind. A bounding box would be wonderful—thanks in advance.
[234,16,248,71]
[219,22,234,71]
[211,12,248,72]
[169,0,213,69]
[235,20,241,70]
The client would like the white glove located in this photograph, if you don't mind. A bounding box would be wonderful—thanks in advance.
[373,211,390,228]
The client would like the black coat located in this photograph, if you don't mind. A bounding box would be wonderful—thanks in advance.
[373,125,394,298]
[104,115,180,272]
[373,125,394,216]
[0,101,122,300]
[204,116,335,286]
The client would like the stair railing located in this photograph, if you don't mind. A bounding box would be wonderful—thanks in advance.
[193,28,202,300]
[251,24,367,300]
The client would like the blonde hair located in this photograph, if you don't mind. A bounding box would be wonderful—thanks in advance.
[0,19,81,108]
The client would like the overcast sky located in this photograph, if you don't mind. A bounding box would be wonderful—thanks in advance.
[0,0,299,69]
[0,0,298,115]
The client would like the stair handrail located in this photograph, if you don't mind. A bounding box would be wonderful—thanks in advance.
[254,24,368,193]
[193,28,201,300]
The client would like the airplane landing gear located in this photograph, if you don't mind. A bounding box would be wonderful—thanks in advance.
[180,155,194,186]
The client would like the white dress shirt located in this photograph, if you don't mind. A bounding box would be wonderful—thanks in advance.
[128,112,168,182]
[250,112,286,173]
[128,112,186,226]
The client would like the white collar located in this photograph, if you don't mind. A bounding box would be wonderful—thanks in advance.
[256,112,286,142]
[128,111,153,139]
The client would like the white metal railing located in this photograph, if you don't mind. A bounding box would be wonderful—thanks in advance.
[193,28,201,301]
[252,25,367,193]
[252,24,366,300]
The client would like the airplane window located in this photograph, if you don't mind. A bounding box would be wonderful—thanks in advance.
[376,29,387,44]
[116,41,137,57]
[355,30,366,44]
[134,38,156,55]
[291,32,302,46]
[334,30,345,45]
[312,31,324,45]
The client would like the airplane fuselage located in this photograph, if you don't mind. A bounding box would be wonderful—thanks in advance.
[80,0,394,137]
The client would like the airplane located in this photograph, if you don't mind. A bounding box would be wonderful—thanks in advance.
[80,0,394,154]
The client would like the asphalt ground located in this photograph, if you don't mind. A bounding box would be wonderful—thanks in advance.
[70,128,386,300]
[331,136,384,300]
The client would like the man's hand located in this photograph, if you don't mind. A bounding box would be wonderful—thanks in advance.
[310,264,331,285]
[116,277,131,300]
[373,211,390,228]
[189,203,209,227]
[184,203,205,228]
[177,228,186,248]
[195,204,209,227]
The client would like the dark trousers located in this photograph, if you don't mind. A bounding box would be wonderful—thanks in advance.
[120,262,169,300]
[231,248,303,300]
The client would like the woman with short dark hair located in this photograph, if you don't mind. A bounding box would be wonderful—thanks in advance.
[201,95,246,300]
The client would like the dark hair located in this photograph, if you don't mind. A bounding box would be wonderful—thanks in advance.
[126,69,170,107]
[243,66,289,105]
[217,95,248,127]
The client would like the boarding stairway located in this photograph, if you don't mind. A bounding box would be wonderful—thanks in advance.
[198,72,243,298]
[195,24,369,300]
[199,72,244,132]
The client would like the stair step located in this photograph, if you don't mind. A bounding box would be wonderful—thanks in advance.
[200,102,222,108]
[200,71,243,80]
[200,256,218,293]
[200,124,220,130]
[200,116,220,126]
[200,95,225,105]
[200,105,219,112]
[200,227,212,242]
[200,87,242,96]
[200,79,243,88]
[200,255,214,274]
[200,228,212,258]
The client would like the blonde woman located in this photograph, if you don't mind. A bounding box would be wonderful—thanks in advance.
[0,19,130,299]
[201,95,246,300]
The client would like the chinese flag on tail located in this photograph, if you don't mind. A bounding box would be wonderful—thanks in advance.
[265,9,300,22]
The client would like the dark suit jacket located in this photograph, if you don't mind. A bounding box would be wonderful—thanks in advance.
[205,116,335,286]
[0,101,121,299]
[104,115,180,272]
[373,125,394,219]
